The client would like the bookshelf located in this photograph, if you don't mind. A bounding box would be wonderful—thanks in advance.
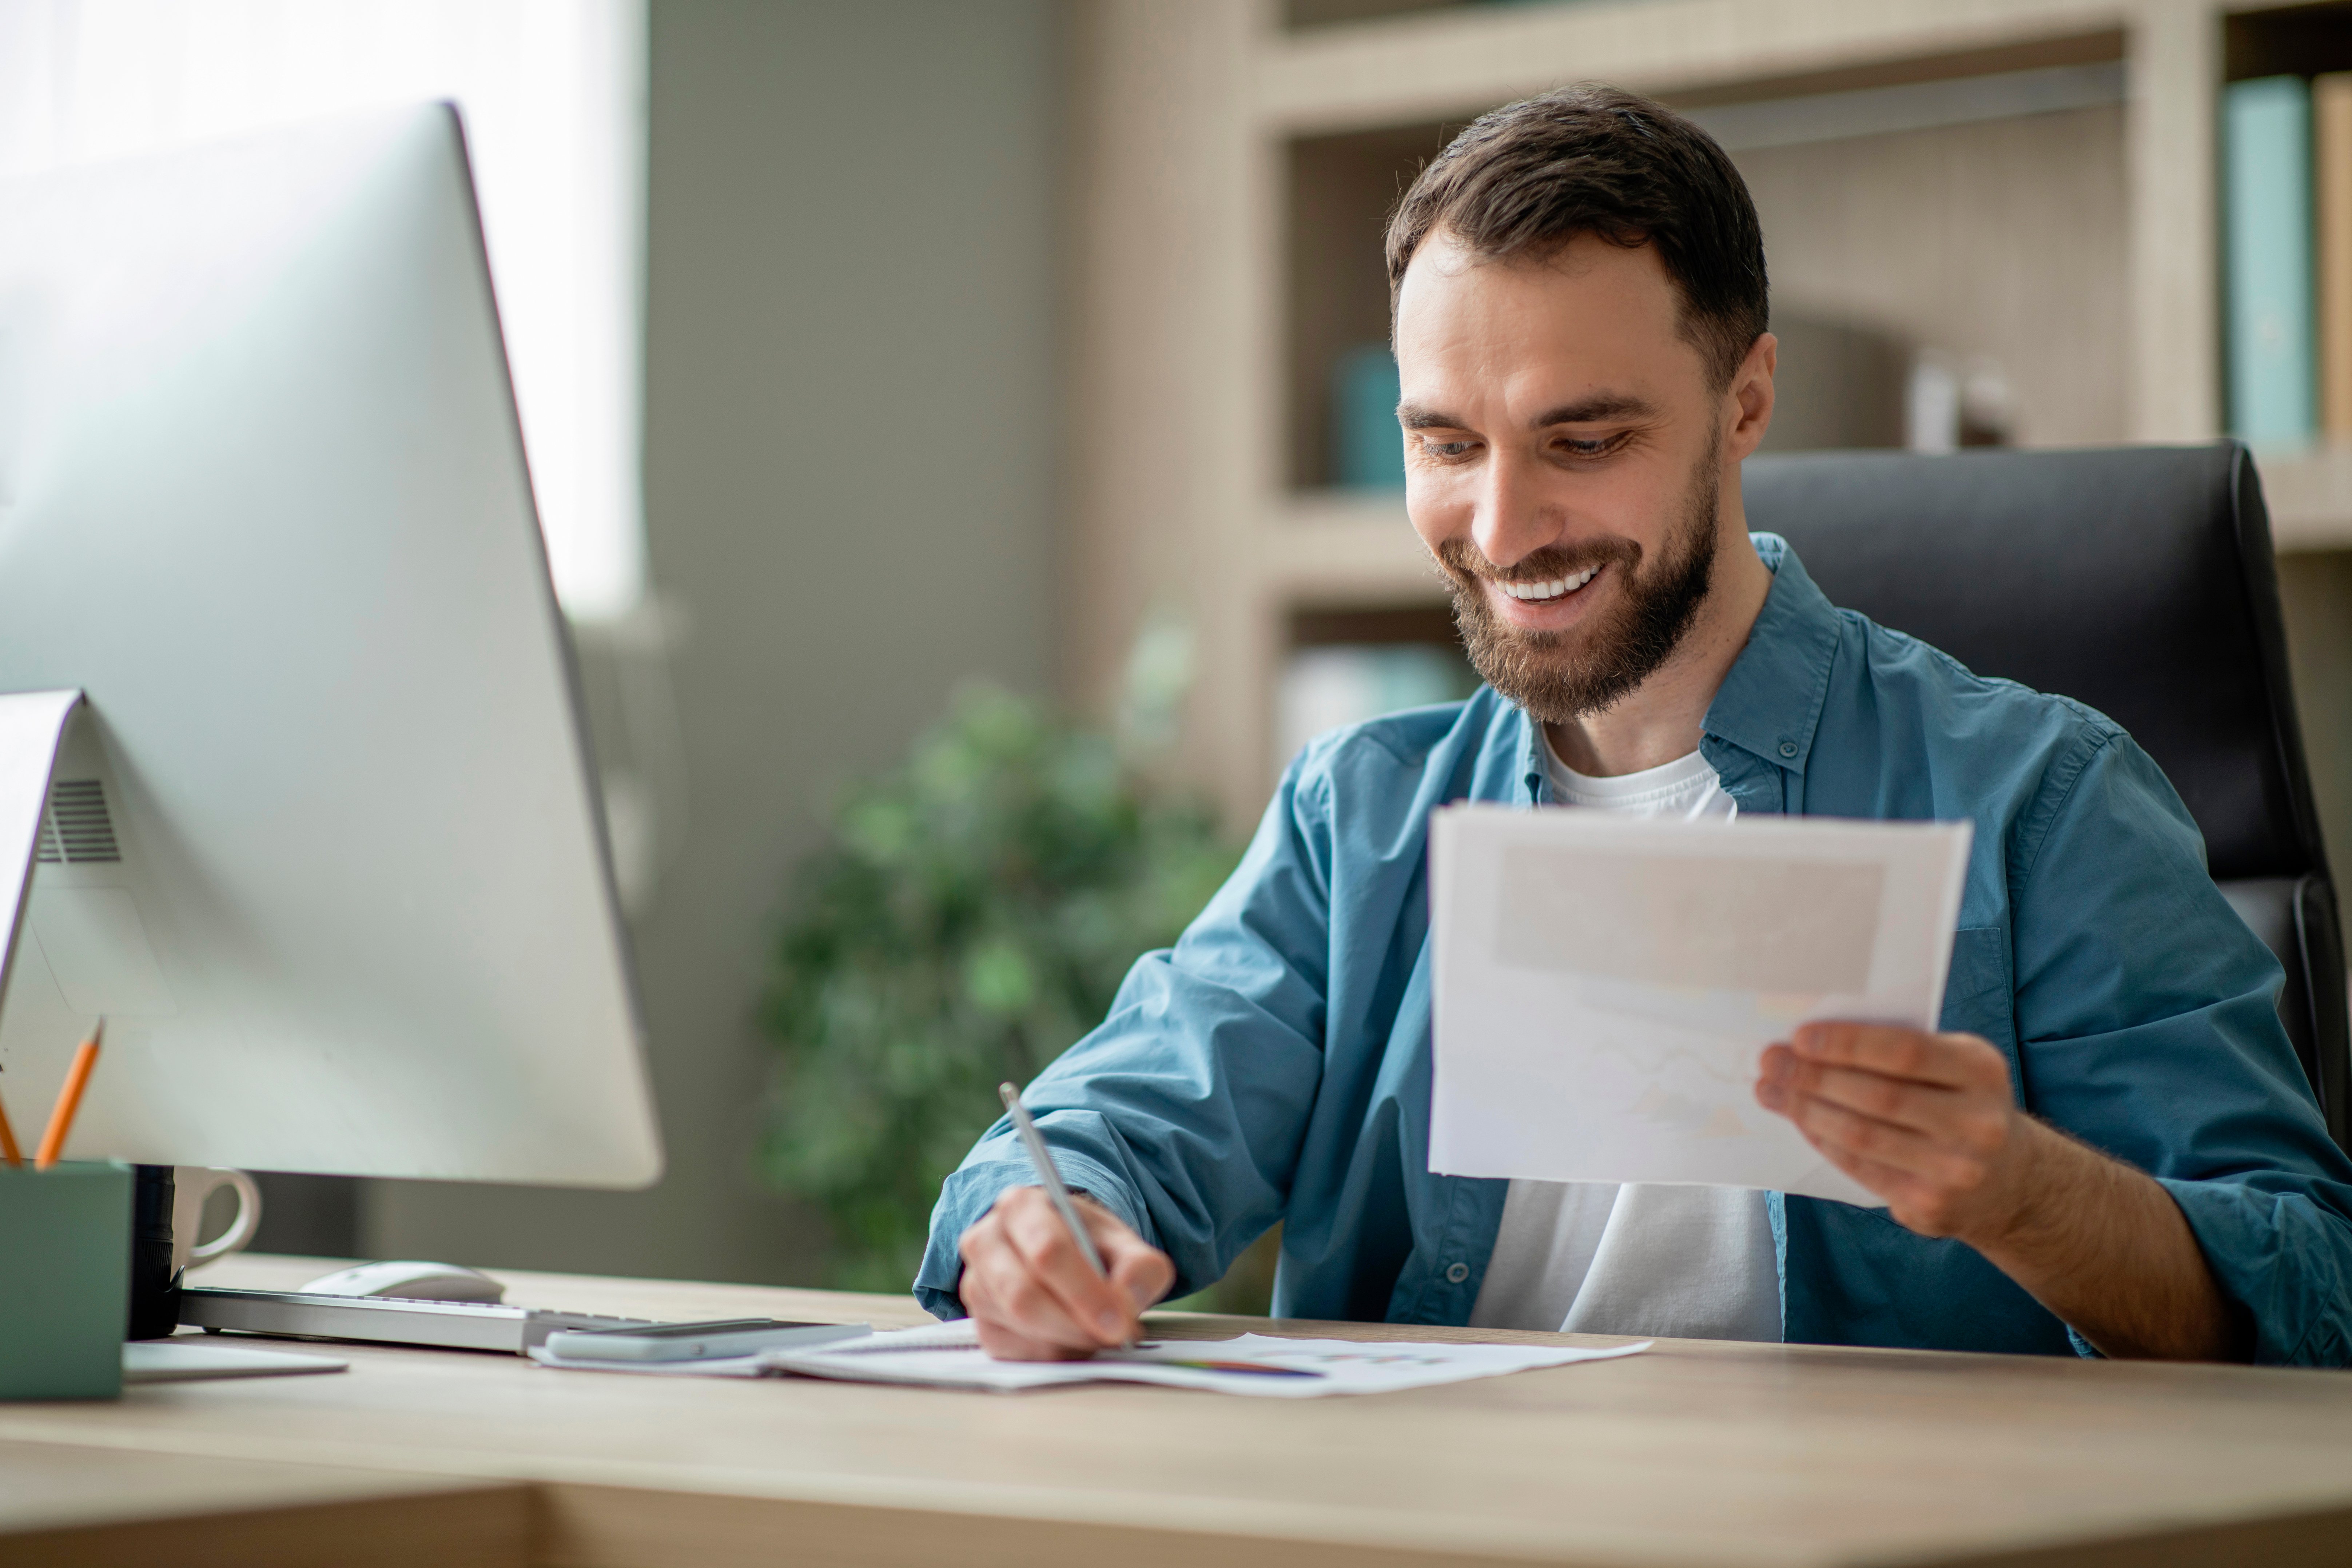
[1066,0,2352,831]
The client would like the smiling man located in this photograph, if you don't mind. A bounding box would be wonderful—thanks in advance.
[918,86,2352,1365]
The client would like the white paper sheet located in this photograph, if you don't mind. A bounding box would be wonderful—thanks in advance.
[763,1319,1648,1397]
[1429,805,1972,1207]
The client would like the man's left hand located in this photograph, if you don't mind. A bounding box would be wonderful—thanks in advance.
[1754,1023,2046,1243]
[1753,1020,2243,1361]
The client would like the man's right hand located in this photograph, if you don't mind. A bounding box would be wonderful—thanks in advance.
[956,1187,1175,1361]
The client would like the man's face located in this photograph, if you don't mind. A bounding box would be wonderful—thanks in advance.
[1392,232,1744,722]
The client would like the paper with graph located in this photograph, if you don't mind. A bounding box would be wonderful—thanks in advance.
[1428,805,1972,1208]
[767,1321,1649,1396]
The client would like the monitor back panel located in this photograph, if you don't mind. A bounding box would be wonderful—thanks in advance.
[0,106,662,1186]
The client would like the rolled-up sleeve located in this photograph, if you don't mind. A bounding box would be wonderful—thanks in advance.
[913,757,1338,1320]
[2010,730,2352,1365]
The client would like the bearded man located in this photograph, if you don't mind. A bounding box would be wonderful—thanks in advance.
[916,86,2352,1365]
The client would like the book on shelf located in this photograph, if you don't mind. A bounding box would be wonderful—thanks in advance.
[2225,75,2317,447]
[1329,343,1405,489]
[2319,73,2352,442]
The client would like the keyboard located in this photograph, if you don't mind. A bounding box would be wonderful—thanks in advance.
[179,1286,657,1354]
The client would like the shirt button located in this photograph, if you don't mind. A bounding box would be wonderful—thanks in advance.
[1779,741,1798,758]
[1445,1262,1470,1284]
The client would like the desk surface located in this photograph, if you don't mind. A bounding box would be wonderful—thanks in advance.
[9,1254,2352,1568]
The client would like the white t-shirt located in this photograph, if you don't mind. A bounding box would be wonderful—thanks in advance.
[1465,737,1783,1342]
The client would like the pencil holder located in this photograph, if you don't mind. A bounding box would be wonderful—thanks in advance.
[0,1161,130,1400]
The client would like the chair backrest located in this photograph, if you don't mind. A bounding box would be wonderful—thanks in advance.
[1743,443,2349,1147]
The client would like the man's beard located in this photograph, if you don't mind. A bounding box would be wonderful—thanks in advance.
[1435,457,1721,724]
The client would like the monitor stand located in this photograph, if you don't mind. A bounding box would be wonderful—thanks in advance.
[129,1164,178,1337]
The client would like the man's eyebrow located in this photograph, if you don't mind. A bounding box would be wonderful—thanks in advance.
[1533,393,1658,426]
[1396,402,1464,430]
[1394,394,1661,431]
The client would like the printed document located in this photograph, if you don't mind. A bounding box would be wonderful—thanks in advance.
[767,1320,1648,1396]
[531,1319,1648,1396]
[1428,805,1972,1207]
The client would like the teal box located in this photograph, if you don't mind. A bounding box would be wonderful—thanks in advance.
[1330,343,1406,489]
[2225,75,2317,445]
[0,1162,129,1400]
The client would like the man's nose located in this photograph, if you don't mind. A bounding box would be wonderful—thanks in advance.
[1470,447,1558,570]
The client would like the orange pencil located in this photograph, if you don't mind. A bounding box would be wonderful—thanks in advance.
[34,1019,103,1171]
[0,1082,19,1168]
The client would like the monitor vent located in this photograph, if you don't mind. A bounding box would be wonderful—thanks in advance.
[37,780,119,865]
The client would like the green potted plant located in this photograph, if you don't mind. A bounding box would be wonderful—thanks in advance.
[759,684,1240,1295]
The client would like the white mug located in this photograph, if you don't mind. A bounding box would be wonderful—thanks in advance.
[171,1167,263,1276]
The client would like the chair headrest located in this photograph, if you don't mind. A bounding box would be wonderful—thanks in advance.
[1743,443,2323,882]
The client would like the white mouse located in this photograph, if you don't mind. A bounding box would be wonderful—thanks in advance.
[300,1259,508,1304]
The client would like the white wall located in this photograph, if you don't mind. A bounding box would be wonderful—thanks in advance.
[363,0,1065,1284]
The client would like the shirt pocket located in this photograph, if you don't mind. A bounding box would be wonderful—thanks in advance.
[1940,925,2021,1101]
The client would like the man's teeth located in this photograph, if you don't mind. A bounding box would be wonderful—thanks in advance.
[1501,566,1599,601]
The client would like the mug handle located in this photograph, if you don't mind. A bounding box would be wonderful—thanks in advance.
[188,1170,263,1267]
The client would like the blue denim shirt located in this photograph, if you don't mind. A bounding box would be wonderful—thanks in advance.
[918,536,2352,1364]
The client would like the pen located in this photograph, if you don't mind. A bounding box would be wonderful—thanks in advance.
[34,1019,103,1171]
[997,1081,1108,1278]
[0,1076,19,1168]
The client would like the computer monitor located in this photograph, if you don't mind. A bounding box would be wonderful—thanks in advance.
[0,104,663,1187]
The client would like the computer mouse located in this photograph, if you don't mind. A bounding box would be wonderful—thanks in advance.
[300,1259,508,1304]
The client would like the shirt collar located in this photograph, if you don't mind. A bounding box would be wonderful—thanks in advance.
[1509,532,1842,793]
[1702,532,1842,775]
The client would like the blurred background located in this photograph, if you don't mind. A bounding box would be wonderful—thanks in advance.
[9,0,2352,1301]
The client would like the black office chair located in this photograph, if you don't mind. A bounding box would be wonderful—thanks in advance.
[1744,442,2351,1151]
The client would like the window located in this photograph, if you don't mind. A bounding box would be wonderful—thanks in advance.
[0,0,649,619]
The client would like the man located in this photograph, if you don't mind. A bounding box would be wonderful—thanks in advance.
[918,86,2352,1365]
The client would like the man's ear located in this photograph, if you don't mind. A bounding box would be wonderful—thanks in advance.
[1723,332,1777,463]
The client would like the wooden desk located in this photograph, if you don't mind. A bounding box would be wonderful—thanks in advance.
[7,1254,2352,1567]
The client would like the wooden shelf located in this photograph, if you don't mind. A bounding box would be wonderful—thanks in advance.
[2261,447,2352,552]
[1260,492,1443,604]
[1283,0,1467,32]
[1256,0,2132,135]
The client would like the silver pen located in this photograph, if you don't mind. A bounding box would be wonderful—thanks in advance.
[997,1082,1108,1278]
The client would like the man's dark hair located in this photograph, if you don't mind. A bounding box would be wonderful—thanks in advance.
[1385,84,1768,389]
